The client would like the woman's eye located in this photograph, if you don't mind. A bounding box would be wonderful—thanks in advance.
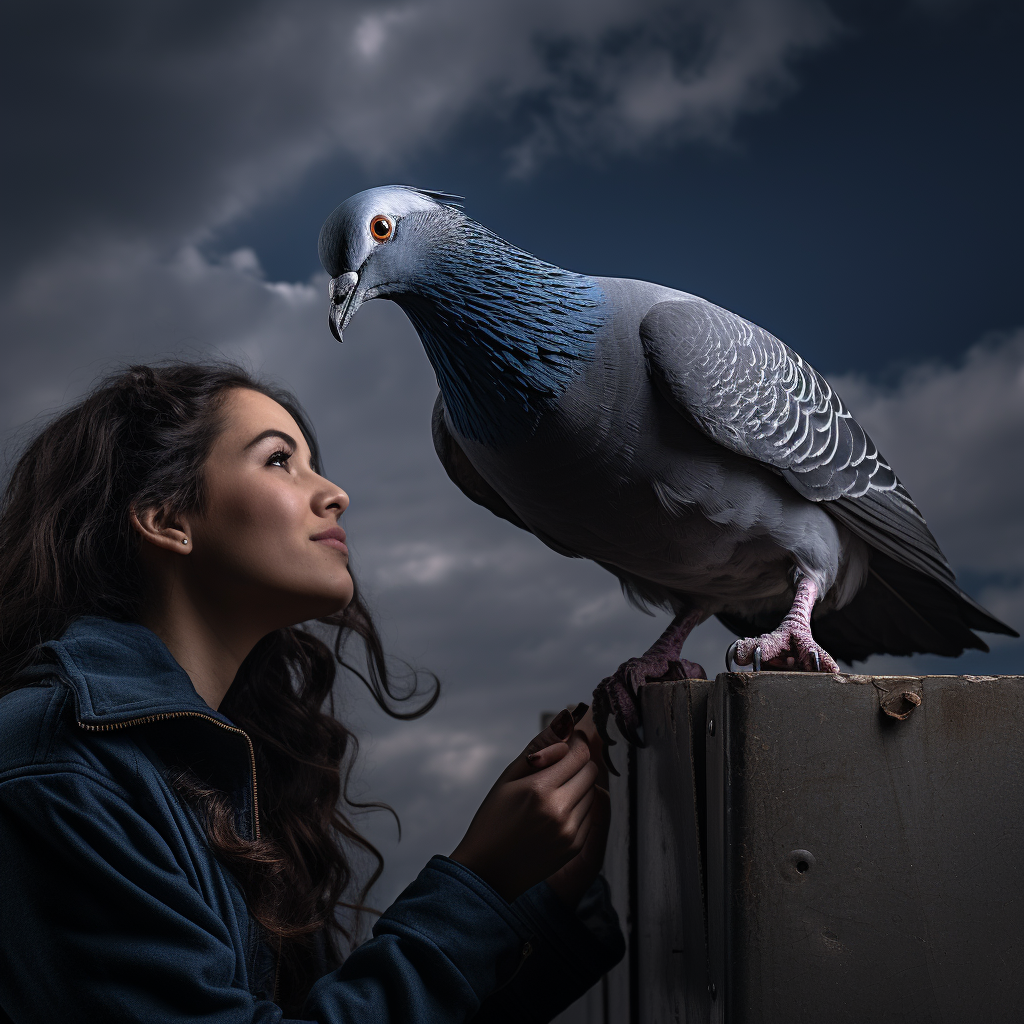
[267,450,292,468]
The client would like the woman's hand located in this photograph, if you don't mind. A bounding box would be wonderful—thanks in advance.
[541,705,612,909]
[450,709,600,903]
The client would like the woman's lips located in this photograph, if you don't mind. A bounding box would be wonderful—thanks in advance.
[311,526,348,554]
[318,538,348,553]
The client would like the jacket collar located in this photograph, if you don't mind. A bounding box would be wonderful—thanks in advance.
[39,616,236,728]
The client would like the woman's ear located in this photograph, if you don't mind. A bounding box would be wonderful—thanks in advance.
[130,506,192,553]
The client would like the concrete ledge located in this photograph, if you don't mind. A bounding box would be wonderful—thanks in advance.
[576,673,1024,1024]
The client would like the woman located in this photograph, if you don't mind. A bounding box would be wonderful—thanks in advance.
[0,362,623,1022]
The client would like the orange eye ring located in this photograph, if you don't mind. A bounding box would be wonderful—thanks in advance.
[370,215,393,242]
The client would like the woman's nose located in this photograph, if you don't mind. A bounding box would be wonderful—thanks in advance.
[320,484,349,517]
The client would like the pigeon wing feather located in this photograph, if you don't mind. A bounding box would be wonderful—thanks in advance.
[638,299,1005,629]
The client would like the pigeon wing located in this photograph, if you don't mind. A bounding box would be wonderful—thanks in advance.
[639,299,961,591]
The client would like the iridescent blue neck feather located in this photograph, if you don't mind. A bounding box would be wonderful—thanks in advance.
[396,220,605,446]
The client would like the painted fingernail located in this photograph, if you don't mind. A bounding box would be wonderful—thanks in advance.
[526,752,541,763]
[550,709,573,739]
[570,702,589,724]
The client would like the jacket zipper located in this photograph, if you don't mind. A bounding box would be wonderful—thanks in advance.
[272,935,282,1005]
[77,711,260,840]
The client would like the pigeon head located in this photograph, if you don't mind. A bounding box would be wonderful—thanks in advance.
[318,185,606,444]
[318,185,463,342]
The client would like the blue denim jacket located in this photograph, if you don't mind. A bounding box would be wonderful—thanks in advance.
[0,618,624,1023]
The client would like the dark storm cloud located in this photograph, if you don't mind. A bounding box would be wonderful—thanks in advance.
[2,0,838,270]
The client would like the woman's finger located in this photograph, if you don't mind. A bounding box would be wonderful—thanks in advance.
[556,756,599,808]
[572,705,610,788]
[528,703,589,754]
[535,732,594,788]
[523,741,569,771]
[503,703,588,781]
[563,788,596,847]
[577,786,611,864]
[531,708,573,750]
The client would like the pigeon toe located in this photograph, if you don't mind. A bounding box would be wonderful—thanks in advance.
[591,609,705,772]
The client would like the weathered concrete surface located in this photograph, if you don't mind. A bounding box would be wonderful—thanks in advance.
[559,672,1024,1024]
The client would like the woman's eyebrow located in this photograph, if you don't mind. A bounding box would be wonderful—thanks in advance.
[244,428,299,451]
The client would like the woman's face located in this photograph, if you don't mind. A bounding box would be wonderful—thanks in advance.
[186,387,354,628]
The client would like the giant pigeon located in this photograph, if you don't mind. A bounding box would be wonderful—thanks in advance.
[318,185,1017,747]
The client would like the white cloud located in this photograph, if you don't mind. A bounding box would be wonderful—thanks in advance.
[374,542,497,588]
[270,0,839,179]
[569,591,626,629]
[0,241,322,441]
[500,0,839,174]
[370,726,501,789]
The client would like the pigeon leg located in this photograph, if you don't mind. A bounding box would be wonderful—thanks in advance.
[730,574,840,673]
[592,609,706,773]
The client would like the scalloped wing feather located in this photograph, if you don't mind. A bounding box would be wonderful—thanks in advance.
[639,299,962,593]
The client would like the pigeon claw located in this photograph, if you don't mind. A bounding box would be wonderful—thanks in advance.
[592,655,707,775]
[732,628,839,673]
[592,610,707,774]
[725,640,738,672]
[729,638,761,671]
[729,573,840,673]
[591,682,620,776]
[727,640,762,672]
[591,660,644,777]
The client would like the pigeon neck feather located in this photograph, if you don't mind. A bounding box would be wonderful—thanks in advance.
[396,222,605,446]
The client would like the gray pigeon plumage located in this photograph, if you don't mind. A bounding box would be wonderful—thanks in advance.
[318,185,1017,741]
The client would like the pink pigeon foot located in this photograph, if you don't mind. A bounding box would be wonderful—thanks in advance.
[593,609,706,774]
[727,574,840,673]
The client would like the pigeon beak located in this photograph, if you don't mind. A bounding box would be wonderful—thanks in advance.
[328,272,361,343]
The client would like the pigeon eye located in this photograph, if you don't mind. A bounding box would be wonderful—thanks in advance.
[370,215,393,242]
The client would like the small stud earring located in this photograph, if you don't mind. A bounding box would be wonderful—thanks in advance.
[181,538,188,545]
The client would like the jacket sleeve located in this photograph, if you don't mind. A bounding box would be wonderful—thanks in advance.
[0,768,532,1024]
[470,876,626,1024]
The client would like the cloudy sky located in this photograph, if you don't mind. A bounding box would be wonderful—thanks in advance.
[3,0,1022,908]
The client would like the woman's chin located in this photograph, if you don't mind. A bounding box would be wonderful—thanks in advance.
[257,589,351,631]
[306,586,356,621]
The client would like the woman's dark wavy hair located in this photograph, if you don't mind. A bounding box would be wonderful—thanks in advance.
[0,361,438,1011]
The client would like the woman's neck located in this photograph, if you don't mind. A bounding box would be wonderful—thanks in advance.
[138,596,261,712]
